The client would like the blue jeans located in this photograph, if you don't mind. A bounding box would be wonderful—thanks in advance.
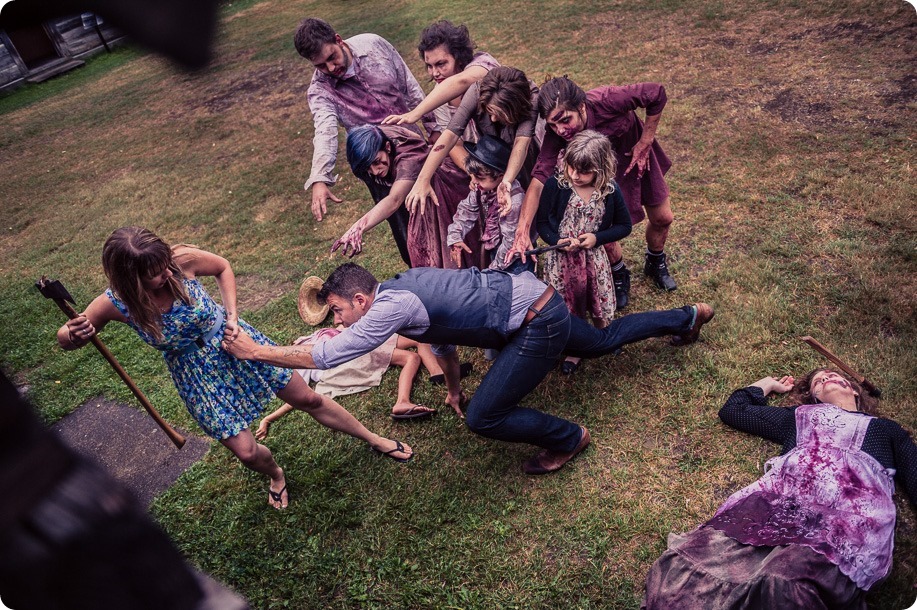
[465,293,695,453]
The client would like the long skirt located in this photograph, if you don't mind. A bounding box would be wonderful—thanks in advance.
[408,158,478,269]
[642,526,865,610]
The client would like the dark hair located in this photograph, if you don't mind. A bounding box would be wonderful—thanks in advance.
[791,367,879,415]
[294,18,337,60]
[346,125,386,178]
[318,263,379,304]
[464,155,498,179]
[537,76,587,119]
[477,67,532,126]
[102,227,189,340]
[417,20,475,71]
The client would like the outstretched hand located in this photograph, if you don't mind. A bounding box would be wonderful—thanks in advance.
[496,180,514,216]
[310,182,343,222]
[382,112,419,126]
[331,218,368,258]
[405,181,438,215]
[504,230,535,267]
[450,242,472,267]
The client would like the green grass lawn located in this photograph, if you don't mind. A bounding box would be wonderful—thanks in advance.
[1,0,915,607]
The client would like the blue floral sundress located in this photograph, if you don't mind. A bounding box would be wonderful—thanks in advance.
[106,278,293,439]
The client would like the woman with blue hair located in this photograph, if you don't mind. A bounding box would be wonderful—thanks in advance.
[333,124,477,269]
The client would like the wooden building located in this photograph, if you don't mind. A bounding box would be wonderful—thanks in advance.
[0,13,125,92]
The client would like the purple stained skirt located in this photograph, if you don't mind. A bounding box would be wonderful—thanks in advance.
[642,526,865,610]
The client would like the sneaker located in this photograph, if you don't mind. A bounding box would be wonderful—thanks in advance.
[644,252,677,291]
[612,265,631,309]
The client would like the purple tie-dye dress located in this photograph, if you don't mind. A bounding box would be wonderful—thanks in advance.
[707,403,897,590]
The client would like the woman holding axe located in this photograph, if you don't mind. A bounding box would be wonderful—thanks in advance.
[58,226,413,509]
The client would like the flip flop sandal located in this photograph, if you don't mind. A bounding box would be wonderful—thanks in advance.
[372,440,414,463]
[390,405,437,420]
[268,485,288,508]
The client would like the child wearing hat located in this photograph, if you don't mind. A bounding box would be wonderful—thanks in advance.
[447,134,535,272]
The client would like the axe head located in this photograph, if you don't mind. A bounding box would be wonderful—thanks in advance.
[36,277,75,304]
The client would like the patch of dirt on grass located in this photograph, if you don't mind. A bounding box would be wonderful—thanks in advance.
[762,89,834,126]
[199,61,306,114]
[881,74,916,107]
[235,273,295,311]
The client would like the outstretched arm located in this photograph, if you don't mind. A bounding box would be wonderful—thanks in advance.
[305,85,344,221]
[404,130,460,215]
[255,403,295,440]
[496,136,532,209]
[383,66,489,126]
[504,177,544,265]
[718,380,797,446]
[331,180,414,257]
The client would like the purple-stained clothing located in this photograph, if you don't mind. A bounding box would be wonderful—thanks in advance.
[446,180,526,270]
[373,125,477,269]
[304,33,438,191]
[447,79,544,189]
[533,83,672,224]
[708,403,897,590]
[432,52,502,142]
[538,178,632,321]
[643,388,917,608]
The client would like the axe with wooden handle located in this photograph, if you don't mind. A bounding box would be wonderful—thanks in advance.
[799,336,882,398]
[36,277,186,448]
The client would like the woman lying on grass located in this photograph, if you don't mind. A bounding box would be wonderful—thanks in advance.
[58,227,413,509]
[643,368,916,609]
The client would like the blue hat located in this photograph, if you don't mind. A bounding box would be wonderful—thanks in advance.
[463,134,511,173]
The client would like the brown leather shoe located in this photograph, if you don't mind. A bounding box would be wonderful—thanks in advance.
[671,303,714,346]
[522,426,591,475]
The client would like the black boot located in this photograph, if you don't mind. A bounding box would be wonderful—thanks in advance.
[611,264,631,309]
[644,251,677,291]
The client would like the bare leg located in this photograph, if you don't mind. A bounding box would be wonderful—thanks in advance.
[397,336,444,377]
[436,351,465,418]
[389,348,434,416]
[604,241,624,264]
[645,198,674,252]
[220,429,288,508]
[276,372,412,460]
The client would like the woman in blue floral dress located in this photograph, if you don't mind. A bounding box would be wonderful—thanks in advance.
[58,227,413,509]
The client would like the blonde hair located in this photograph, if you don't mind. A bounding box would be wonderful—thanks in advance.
[557,130,617,198]
[102,227,190,340]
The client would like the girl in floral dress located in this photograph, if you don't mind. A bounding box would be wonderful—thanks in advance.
[536,130,633,375]
[58,227,412,509]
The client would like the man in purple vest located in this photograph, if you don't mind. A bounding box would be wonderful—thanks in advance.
[225,264,713,475]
